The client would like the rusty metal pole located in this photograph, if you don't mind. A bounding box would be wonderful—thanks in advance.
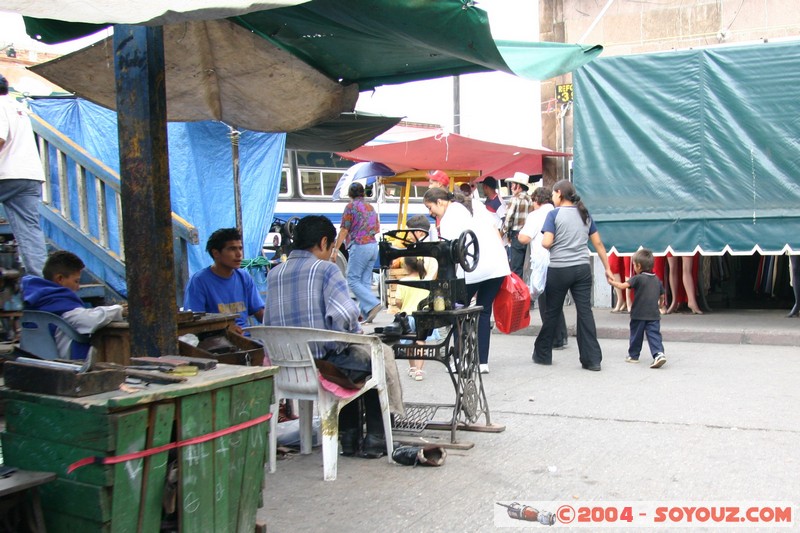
[114,25,178,357]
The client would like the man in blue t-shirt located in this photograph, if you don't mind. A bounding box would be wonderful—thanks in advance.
[183,228,264,332]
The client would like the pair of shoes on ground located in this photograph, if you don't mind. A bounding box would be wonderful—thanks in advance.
[626,354,667,368]
[361,304,383,324]
[340,430,387,458]
[407,367,425,381]
[392,444,447,467]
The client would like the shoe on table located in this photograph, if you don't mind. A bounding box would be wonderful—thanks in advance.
[479,364,489,374]
[650,353,667,369]
[362,304,383,324]
[625,356,640,363]
[361,433,387,459]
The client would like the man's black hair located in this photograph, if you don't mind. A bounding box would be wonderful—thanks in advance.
[294,215,336,251]
[42,251,85,281]
[206,228,242,258]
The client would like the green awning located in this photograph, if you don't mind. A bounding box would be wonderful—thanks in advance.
[20,0,602,91]
[574,41,800,255]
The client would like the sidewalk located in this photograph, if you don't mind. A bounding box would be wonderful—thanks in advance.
[522,305,800,347]
[371,303,800,347]
[259,329,800,532]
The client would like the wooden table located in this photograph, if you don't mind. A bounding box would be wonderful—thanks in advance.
[91,312,237,365]
[1,364,277,533]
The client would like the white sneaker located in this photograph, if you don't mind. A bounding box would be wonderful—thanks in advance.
[479,364,489,374]
[650,353,667,369]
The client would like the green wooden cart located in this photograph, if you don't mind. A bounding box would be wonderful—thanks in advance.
[1,364,276,533]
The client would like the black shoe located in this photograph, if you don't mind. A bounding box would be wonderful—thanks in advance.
[532,355,552,365]
[392,444,447,466]
[553,341,568,350]
[339,429,360,457]
[361,434,387,459]
[581,363,601,371]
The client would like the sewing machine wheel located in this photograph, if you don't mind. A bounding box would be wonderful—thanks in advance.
[284,216,300,239]
[455,230,479,272]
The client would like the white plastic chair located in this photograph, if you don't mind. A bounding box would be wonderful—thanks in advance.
[244,326,393,481]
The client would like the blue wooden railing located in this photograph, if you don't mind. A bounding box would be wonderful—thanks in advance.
[29,113,199,305]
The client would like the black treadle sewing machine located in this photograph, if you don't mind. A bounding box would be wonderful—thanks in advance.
[378,228,479,319]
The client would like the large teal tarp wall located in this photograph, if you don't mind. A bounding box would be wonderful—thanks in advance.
[31,98,285,287]
[573,41,800,254]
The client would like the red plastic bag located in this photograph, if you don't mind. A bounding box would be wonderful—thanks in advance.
[492,273,531,334]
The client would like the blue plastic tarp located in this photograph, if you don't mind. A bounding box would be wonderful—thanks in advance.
[31,98,285,287]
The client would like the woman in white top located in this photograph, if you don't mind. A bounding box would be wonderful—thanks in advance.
[519,186,568,350]
[423,188,510,373]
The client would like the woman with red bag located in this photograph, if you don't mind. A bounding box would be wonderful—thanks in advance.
[423,187,509,374]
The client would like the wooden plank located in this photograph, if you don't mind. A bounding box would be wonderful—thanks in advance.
[110,408,149,533]
[178,390,215,532]
[226,383,248,532]
[4,400,114,452]
[212,387,232,533]
[0,364,277,414]
[231,380,271,533]
[139,402,176,533]
[40,478,112,523]
[44,509,110,533]
[1,432,113,487]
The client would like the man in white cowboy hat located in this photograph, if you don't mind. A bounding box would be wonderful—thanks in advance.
[502,171,533,278]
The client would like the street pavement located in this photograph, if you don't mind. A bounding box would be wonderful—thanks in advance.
[259,307,800,532]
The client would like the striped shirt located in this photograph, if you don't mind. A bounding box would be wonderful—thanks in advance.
[503,192,533,234]
[264,249,361,356]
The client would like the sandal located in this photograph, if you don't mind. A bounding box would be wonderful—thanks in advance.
[413,369,425,381]
[408,366,418,378]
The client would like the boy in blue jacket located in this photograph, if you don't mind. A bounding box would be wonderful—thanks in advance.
[21,251,124,359]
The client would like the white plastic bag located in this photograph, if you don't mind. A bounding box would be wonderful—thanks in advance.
[529,245,550,300]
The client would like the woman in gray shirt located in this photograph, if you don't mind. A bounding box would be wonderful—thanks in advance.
[532,180,613,371]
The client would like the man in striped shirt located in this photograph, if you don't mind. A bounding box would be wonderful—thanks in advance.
[503,172,534,278]
[264,215,403,458]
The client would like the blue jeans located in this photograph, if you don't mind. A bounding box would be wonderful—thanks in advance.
[0,179,47,277]
[346,242,380,316]
[533,263,602,367]
[465,275,505,365]
[628,319,664,358]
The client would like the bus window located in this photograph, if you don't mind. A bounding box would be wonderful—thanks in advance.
[321,170,342,196]
[300,169,345,197]
[279,167,291,197]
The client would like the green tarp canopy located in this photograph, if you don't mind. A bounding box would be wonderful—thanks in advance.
[21,0,602,91]
[573,41,800,255]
